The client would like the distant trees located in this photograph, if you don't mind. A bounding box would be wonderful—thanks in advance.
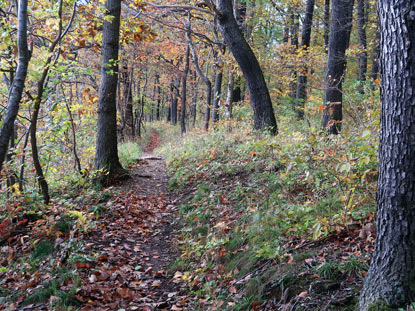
[321,0,354,134]
[295,0,315,119]
[0,0,385,195]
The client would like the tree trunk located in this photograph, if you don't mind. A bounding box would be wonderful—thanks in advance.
[187,27,212,131]
[18,127,30,191]
[180,46,190,134]
[151,77,156,122]
[324,0,330,53]
[212,67,222,122]
[171,76,180,125]
[225,70,234,118]
[283,12,290,44]
[0,0,30,172]
[28,0,73,203]
[6,123,18,190]
[217,0,277,134]
[321,0,354,134]
[167,80,173,122]
[357,0,367,91]
[30,98,50,204]
[289,11,299,99]
[63,87,82,174]
[124,67,134,136]
[371,25,380,82]
[191,71,198,127]
[136,73,147,136]
[203,65,212,131]
[156,74,161,121]
[359,2,415,310]
[295,0,315,119]
[94,0,126,179]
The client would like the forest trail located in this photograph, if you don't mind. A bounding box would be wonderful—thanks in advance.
[75,132,191,310]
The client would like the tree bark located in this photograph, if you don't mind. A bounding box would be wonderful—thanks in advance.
[359,2,415,310]
[0,0,29,172]
[94,0,126,179]
[295,0,315,119]
[321,0,354,134]
[217,0,277,134]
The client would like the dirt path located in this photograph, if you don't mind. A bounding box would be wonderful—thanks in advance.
[76,135,190,310]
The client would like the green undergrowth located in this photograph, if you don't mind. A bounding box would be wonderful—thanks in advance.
[118,140,142,167]
[161,115,378,309]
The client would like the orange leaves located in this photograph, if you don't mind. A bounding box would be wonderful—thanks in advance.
[121,22,157,44]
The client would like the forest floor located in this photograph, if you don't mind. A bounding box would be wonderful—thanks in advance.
[1,126,376,311]
[1,130,193,311]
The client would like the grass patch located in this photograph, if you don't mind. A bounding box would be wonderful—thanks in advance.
[118,141,141,166]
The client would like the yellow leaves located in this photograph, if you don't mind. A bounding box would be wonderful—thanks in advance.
[147,32,157,41]
[12,183,21,195]
[68,210,87,232]
[0,41,8,51]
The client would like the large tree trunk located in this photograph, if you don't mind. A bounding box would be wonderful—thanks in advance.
[359,2,415,310]
[295,0,315,119]
[180,46,190,134]
[0,0,29,172]
[217,0,277,134]
[357,0,367,90]
[321,0,354,134]
[94,0,126,179]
